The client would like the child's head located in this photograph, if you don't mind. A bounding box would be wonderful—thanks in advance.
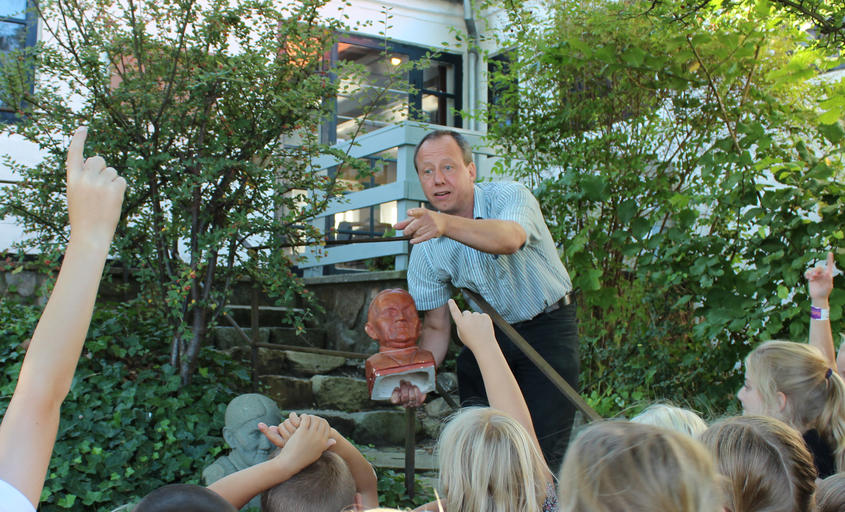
[261,451,356,512]
[631,403,708,437]
[740,340,845,470]
[557,421,723,512]
[437,407,548,512]
[133,484,237,512]
[699,415,816,512]
[817,473,845,512]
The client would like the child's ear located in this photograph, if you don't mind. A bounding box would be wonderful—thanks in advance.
[776,391,787,412]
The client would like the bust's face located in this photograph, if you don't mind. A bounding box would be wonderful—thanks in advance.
[229,410,279,467]
[368,292,420,350]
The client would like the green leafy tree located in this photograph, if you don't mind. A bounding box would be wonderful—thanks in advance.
[0,0,370,384]
[481,0,843,414]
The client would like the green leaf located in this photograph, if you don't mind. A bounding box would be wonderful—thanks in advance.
[819,109,843,125]
[580,175,608,201]
[755,0,771,18]
[57,494,77,508]
[818,122,844,144]
[621,46,646,67]
[616,200,637,224]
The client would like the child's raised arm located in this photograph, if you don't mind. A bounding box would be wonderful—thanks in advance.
[806,251,837,373]
[208,414,334,509]
[0,127,126,507]
[446,299,543,465]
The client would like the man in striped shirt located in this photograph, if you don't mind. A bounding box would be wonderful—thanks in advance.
[392,130,579,470]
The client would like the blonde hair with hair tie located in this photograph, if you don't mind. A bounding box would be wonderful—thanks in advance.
[746,340,845,471]
[699,415,816,512]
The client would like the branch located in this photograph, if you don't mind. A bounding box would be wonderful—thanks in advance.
[686,35,742,154]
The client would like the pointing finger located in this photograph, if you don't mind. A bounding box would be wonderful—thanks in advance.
[66,126,88,178]
[447,299,462,324]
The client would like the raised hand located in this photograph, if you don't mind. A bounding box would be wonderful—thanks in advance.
[258,412,301,449]
[65,126,126,247]
[447,298,495,353]
[806,251,836,307]
[275,414,334,471]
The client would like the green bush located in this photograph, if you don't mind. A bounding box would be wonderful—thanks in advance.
[0,299,250,510]
[376,469,435,509]
[481,0,844,417]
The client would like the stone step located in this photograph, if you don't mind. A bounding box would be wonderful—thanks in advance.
[223,304,305,327]
[211,326,327,350]
[232,347,353,377]
[259,374,372,411]
[359,445,438,472]
[275,408,425,447]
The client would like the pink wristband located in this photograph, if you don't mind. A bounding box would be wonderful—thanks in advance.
[811,306,830,321]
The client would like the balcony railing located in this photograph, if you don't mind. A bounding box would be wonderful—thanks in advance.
[299,121,495,275]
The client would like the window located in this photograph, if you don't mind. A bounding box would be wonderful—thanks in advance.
[0,0,37,122]
[326,34,462,144]
[487,52,514,128]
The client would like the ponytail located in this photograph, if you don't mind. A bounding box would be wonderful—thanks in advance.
[747,341,845,471]
[818,370,845,472]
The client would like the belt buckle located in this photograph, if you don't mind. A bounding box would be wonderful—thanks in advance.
[543,293,571,315]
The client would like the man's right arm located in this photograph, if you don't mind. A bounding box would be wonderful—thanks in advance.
[420,304,451,366]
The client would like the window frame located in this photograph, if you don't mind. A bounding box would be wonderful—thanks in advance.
[0,0,38,123]
[324,33,463,145]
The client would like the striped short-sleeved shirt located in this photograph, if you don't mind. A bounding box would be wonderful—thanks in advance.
[407,182,572,324]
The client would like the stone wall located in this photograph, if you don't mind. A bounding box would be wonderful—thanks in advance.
[0,268,48,305]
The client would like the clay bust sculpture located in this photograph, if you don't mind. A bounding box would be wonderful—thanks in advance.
[202,393,282,509]
[365,289,436,401]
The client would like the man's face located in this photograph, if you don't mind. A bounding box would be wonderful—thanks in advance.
[367,292,421,350]
[415,135,476,218]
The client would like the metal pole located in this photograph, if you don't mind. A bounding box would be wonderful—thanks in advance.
[461,288,602,423]
[404,406,416,498]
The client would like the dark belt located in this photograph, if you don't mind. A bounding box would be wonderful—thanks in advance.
[542,292,573,314]
[514,292,573,328]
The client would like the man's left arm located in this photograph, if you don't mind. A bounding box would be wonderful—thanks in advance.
[395,208,526,254]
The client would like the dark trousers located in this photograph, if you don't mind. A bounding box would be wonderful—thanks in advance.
[456,300,579,473]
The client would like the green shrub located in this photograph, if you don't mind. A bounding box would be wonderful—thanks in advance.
[0,299,250,510]
[376,469,435,509]
[481,0,844,418]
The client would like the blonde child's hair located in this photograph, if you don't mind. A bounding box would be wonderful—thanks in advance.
[631,403,708,437]
[261,451,356,512]
[437,407,549,512]
[746,340,845,471]
[699,415,816,512]
[817,473,845,512]
[557,421,723,512]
